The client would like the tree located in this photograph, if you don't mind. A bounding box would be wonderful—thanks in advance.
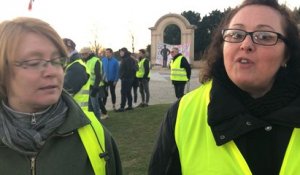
[89,25,102,57]
[90,39,102,57]
[182,11,201,60]
[293,7,300,23]
[181,9,227,60]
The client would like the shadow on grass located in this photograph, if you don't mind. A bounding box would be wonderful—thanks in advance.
[102,103,172,175]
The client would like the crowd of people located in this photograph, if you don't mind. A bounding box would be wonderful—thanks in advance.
[62,39,154,116]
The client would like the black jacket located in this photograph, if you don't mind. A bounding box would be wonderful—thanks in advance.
[64,57,89,95]
[119,55,137,80]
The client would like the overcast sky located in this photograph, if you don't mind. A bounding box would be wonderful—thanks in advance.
[0,0,299,52]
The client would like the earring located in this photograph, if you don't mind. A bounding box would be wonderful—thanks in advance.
[282,63,287,68]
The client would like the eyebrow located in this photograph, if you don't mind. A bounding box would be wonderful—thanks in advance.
[230,23,276,31]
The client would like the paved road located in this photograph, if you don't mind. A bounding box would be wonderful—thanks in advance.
[104,67,201,110]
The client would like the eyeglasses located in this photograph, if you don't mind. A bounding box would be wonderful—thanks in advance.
[15,57,67,71]
[222,29,287,46]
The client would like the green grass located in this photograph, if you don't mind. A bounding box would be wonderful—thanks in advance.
[102,104,172,175]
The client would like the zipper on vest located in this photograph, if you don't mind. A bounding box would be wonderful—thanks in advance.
[31,113,36,125]
[31,156,36,175]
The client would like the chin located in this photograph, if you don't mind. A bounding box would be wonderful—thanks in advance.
[233,78,253,90]
[37,94,61,106]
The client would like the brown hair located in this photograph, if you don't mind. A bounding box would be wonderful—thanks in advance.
[0,17,68,99]
[200,0,300,83]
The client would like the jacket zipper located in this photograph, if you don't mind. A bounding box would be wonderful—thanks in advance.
[31,156,36,175]
[31,113,36,125]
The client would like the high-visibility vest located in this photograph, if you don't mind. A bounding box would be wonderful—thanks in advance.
[170,56,188,81]
[86,57,99,86]
[175,80,300,175]
[136,58,150,78]
[66,59,90,110]
[78,110,106,175]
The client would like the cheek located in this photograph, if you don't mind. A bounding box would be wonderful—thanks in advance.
[223,44,234,70]
[259,47,286,69]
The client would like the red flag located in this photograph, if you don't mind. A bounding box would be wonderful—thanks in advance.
[28,0,33,11]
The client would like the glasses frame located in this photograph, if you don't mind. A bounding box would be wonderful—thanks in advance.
[14,57,67,71]
[222,29,287,46]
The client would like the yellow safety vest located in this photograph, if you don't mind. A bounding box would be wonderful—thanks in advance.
[78,110,106,175]
[86,57,104,86]
[175,80,300,175]
[86,57,99,86]
[66,60,90,110]
[170,56,188,81]
[136,58,150,78]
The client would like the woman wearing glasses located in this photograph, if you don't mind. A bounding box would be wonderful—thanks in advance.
[0,17,122,175]
[149,0,300,174]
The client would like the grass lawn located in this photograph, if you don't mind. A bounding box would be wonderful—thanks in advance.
[102,103,172,175]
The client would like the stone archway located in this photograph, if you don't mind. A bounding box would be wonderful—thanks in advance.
[149,13,196,66]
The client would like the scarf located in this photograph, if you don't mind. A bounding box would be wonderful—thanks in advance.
[208,59,300,145]
[0,98,68,156]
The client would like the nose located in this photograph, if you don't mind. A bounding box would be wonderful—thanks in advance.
[240,35,255,52]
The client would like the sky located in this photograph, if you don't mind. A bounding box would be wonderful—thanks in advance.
[0,0,299,52]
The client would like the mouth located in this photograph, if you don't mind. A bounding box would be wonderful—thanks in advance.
[236,57,253,64]
[39,85,58,90]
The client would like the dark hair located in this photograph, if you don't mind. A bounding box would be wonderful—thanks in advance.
[119,47,131,57]
[119,47,128,53]
[106,48,113,53]
[200,0,300,83]
[139,49,146,54]
[63,38,76,50]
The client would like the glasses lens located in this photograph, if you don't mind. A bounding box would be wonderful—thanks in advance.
[253,31,278,45]
[223,29,246,43]
[51,57,66,67]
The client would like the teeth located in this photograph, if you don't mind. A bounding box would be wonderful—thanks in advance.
[240,59,249,64]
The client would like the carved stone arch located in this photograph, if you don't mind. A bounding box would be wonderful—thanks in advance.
[149,13,196,66]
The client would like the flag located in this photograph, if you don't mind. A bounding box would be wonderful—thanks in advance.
[28,0,34,11]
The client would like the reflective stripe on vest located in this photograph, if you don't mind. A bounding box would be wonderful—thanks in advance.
[78,110,106,175]
[136,58,150,78]
[175,80,300,174]
[66,60,90,111]
[170,56,188,81]
[86,57,100,86]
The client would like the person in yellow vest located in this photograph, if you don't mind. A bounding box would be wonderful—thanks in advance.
[80,47,109,120]
[0,17,122,174]
[63,38,90,111]
[169,47,191,99]
[148,0,300,174]
[136,49,151,107]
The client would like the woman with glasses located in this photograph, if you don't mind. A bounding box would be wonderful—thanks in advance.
[0,17,122,175]
[149,0,300,174]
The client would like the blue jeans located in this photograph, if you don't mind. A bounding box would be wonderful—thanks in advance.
[89,91,101,119]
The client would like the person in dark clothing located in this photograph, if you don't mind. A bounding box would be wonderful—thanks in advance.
[115,47,137,112]
[63,38,89,96]
[160,44,170,68]
[148,0,300,174]
[169,47,191,99]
